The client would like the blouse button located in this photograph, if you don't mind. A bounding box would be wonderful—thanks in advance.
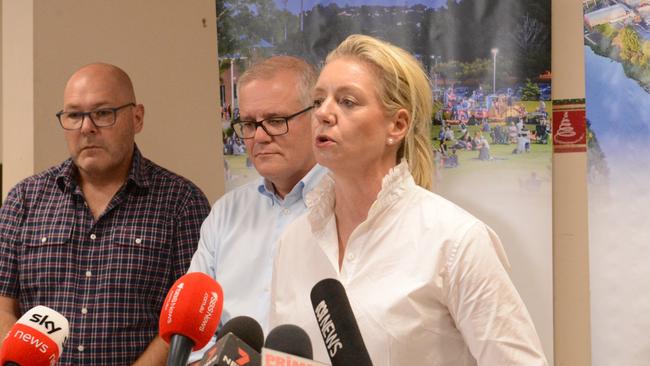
[135,238,142,244]
[41,237,47,243]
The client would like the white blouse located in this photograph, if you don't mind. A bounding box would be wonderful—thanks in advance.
[270,162,547,365]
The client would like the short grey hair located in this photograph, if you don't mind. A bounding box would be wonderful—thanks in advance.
[237,56,317,107]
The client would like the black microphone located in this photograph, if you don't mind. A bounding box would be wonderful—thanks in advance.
[310,278,373,366]
[264,324,313,359]
[261,324,329,366]
[199,316,263,366]
[217,316,264,352]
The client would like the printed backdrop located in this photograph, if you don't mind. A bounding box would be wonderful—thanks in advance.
[584,2,650,365]
[217,0,553,362]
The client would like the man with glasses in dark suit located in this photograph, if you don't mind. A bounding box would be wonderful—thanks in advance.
[0,63,210,365]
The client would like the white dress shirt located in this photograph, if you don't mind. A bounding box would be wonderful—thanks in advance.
[270,162,547,365]
[186,164,326,362]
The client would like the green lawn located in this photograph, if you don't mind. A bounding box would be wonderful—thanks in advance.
[226,139,552,191]
[434,124,551,166]
[437,140,551,175]
[432,100,552,181]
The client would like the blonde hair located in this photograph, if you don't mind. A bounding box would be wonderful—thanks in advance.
[326,34,434,190]
[237,55,317,107]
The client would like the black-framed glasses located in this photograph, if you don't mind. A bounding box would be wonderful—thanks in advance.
[231,106,313,139]
[56,103,136,130]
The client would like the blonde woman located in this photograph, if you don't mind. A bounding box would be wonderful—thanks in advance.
[270,35,547,365]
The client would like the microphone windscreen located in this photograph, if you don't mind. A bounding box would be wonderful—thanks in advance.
[216,316,264,353]
[0,305,69,366]
[310,278,373,366]
[264,324,313,359]
[199,333,261,366]
[261,348,330,366]
[159,272,224,350]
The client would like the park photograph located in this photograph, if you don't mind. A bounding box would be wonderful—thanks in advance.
[219,0,552,188]
[583,1,650,364]
[217,0,555,360]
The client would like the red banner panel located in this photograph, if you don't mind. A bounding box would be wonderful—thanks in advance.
[552,99,586,153]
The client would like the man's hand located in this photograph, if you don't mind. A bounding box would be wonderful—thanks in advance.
[132,335,169,366]
[0,296,19,348]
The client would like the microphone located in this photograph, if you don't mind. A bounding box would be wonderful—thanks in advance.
[310,278,373,366]
[198,316,263,366]
[261,324,328,366]
[159,272,224,366]
[217,316,264,353]
[264,324,312,359]
[0,305,70,366]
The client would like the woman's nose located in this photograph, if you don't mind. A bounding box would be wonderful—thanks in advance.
[313,99,335,125]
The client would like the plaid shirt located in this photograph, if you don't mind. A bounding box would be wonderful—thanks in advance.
[0,146,210,365]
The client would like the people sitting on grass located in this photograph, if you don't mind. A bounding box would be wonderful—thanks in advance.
[508,121,518,144]
[513,127,531,154]
[439,137,449,157]
[535,121,550,144]
[459,121,468,135]
[455,129,473,150]
[438,139,459,168]
[490,124,509,145]
[444,126,455,143]
[475,132,492,161]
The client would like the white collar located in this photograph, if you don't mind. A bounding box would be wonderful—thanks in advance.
[306,161,415,234]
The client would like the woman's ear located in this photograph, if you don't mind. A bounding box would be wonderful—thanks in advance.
[387,108,410,145]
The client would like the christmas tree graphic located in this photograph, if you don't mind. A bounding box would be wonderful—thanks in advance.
[554,111,585,144]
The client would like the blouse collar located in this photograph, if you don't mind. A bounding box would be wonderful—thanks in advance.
[306,161,415,234]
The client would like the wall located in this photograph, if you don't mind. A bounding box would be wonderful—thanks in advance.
[552,0,592,365]
[2,0,34,194]
[0,3,3,169]
[2,0,224,203]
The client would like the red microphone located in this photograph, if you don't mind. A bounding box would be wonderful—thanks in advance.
[159,272,224,366]
[0,305,70,366]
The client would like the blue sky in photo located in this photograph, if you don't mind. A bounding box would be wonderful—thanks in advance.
[585,46,650,159]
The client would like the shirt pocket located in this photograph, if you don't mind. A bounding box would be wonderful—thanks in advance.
[19,226,73,300]
[105,224,171,308]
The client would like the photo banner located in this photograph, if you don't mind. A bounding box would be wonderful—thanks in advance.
[584,2,650,365]
[217,0,553,362]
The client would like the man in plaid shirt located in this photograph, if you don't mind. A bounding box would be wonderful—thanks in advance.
[0,63,210,365]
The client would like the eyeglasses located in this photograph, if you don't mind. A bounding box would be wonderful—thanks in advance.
[231,106,313,139]
[56,103,136,130]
